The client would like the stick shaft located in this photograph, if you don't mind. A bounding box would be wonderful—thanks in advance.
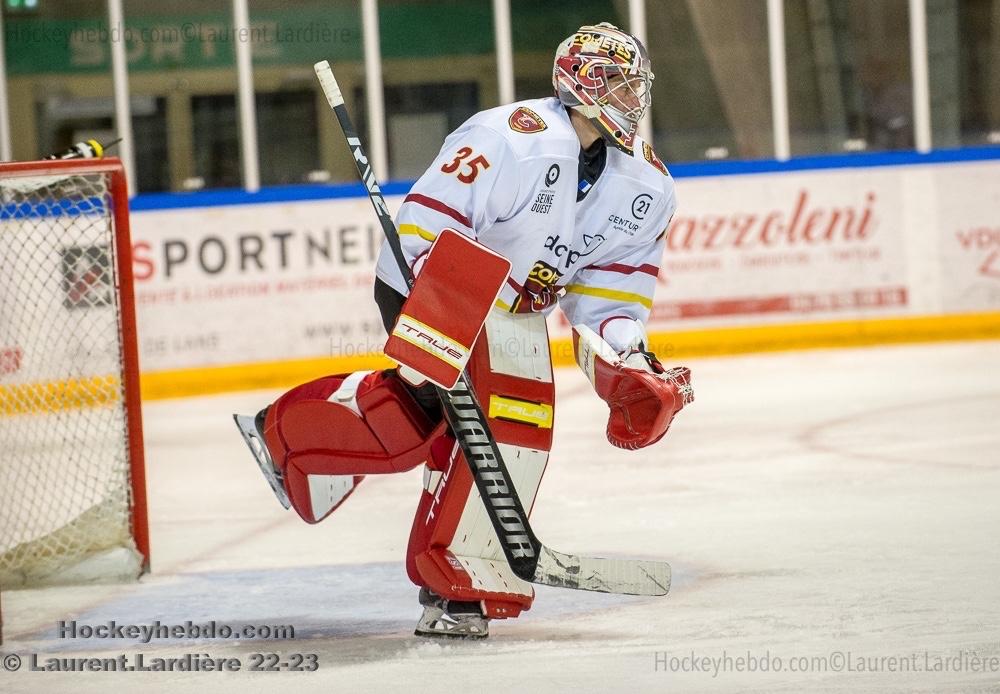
[314,61,414,289]
[314,60,543,580]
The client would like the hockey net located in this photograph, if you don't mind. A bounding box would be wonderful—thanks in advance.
[0,158,148,591]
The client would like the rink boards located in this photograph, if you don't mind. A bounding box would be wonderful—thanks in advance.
[120,150,1000,398]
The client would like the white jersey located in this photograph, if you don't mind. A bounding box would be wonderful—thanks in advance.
[375,97,677,352]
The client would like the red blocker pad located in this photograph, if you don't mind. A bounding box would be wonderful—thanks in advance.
[385,229,511,389]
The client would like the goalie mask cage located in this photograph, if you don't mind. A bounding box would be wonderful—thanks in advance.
[0,158,148,602]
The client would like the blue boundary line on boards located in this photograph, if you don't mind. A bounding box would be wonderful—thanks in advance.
[668,146,1000,178]
[129,179,417,211]
[128,146,1000,212]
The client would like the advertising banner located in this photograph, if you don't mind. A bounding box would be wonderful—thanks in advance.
[132,197,395,371]
[650,168,908,329]
[932,162,1000,312]
[128,159,1000,374]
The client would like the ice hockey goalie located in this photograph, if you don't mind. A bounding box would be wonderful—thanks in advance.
[234,22,694,639]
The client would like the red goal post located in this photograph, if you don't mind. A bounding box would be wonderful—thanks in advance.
[0,158,149,601]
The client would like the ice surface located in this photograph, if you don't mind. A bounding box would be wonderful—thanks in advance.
[3,341,999,693]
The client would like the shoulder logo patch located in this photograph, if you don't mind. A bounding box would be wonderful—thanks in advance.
[643,142,669,176]
[508,107,547,134]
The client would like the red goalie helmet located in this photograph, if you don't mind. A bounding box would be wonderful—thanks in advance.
[553,22,653,155]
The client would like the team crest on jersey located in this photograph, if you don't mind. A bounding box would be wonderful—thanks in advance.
[643,142,668,176]
[509,107,547,134]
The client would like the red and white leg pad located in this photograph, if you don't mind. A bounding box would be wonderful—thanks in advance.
[405,310,555,618]
[261,370,446,523]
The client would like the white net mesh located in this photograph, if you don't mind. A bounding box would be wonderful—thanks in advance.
[0,167,143,587]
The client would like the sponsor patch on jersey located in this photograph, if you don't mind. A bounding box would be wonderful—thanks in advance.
[531,191,554,214]
[511,260,563,313]
[508,107,547,134]
[608,213,640,236]
[545,164,560,186]
[643,142,668,176]
[631,193,653,220]
[544,233,607,269]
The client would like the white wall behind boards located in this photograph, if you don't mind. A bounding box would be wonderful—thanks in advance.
[128,160,1000,373]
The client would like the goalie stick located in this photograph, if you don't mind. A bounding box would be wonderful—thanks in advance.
[313,60,670,597]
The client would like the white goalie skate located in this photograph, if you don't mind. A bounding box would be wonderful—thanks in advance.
[414,588,490,639]
[233,410,291,509]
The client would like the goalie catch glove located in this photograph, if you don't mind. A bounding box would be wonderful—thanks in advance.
[573,322,693,450]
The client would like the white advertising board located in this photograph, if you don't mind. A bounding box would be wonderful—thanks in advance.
[648,168,907,328]
[128,159,1000,373]
[131,197,399,371]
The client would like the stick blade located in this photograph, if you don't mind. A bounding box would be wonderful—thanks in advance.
[530,547,671,596]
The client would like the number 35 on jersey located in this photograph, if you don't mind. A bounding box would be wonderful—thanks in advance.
[441,147,490,184]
